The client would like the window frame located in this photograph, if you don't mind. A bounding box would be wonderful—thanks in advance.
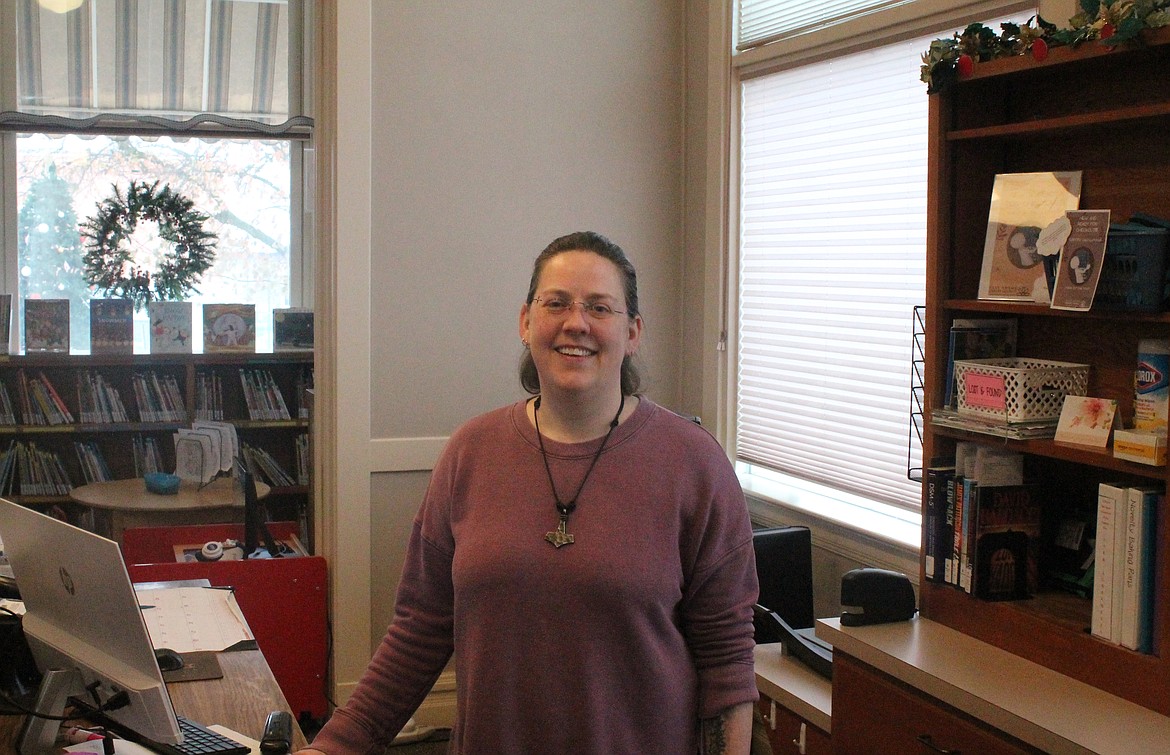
[0,0,316,352]
[720,0,1036,546]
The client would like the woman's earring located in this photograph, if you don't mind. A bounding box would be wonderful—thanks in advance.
[522,339,529,349]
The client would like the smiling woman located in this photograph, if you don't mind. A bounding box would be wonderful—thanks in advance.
[301,231,761,755]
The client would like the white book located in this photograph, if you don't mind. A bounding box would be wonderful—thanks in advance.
[1120,487,1158,651]
[1092,482,1126,643]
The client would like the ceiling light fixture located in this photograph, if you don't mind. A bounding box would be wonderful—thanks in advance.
[38,0,85,13]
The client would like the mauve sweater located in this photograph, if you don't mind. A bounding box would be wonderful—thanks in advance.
[310,397,759,754]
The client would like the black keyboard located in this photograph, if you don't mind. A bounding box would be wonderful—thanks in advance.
[162,715,251,755]
[75,700,250,755]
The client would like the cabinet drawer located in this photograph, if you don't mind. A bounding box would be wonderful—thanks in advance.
[756,697,831,755]
[831,655,1040,754]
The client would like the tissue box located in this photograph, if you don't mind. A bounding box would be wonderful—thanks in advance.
[1113,429,1167,466]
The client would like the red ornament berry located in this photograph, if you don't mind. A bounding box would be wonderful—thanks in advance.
[957,53,974,78]
[1031,38,1049,62]
[1100,22,1115,40]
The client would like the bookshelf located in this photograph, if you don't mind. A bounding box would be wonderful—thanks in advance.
[919,29,1170,716]
[0,352,312,527]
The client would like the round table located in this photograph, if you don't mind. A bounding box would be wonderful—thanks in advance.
[69,477,270,543]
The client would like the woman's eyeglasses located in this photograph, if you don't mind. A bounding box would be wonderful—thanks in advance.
[533,296,626,320]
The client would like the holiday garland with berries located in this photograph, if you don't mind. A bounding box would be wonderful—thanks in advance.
[921,0,1170,93]
[81,181,217,310]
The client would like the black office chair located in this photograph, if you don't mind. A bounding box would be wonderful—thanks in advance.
[752,525,832,678]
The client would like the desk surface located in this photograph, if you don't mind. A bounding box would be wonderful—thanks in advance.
[70,478,270,513]
[168,648,308,750]
[819,616,1170,755]
[753,642,832,734]
[0,649,306,753]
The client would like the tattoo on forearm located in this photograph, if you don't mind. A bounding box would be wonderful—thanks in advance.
[700,715,727,754]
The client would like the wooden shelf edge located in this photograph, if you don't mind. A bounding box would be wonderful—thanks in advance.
[930,424,1167,479]
[921,583,1170,717]
[947,101,1170,142]
[957,26,1170,83]
[941,299,1170,322]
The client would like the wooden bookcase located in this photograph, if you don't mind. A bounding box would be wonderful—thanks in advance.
[921,30,1170,716]
[0,351,312,525]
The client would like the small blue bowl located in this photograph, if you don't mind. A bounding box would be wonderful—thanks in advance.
[144,472,182,495]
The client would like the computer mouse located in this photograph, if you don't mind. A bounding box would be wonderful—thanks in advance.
[155,648,185,673]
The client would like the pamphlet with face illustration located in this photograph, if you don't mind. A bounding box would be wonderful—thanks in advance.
[1050,210,1110,311]
[978,171,1083,302]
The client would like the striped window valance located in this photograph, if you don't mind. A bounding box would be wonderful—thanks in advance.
[737,0,908,52]
[1,0,311,137]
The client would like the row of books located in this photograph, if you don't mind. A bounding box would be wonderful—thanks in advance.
[75,440,113,484]
[132,435,165,476]
[0,437,166,492]
[14,370,75,426]
[195,372,225,421]
[241,441,297,487]
[0,440,74,496]
[924,443,1040,601]
[1093,483,1159,653]
[131,371,187,422]
[0,368,306,426]
[76,371,130,423]
[295,433,310,485]
[4,295,314,355]
[240,369,292,420]
[0,382,15,425]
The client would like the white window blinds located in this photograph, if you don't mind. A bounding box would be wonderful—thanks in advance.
[737,35,928,511]
[737,0,908,51]
[2,0,310,136]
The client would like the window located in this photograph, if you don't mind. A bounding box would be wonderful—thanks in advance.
[1,0,313,354]
[731,1,1032,542]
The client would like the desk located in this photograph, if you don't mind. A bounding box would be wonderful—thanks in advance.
[754,643,831,754]
[69,478,270,543]
[820,617,1170,755]
[167,648,308,750]
[0,648,306,754]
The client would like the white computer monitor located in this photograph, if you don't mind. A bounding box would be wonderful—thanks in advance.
[0,498,182,750]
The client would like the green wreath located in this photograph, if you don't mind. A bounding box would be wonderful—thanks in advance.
[81,181,217,310]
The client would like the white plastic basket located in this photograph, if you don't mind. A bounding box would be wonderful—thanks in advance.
[954,357,1090,423]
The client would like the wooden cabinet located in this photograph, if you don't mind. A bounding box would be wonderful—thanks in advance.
[757,696,831,755]
[754,643,832,755]
[921,30,1170,715]
[0,352,312,525]
[830,654,1036,755]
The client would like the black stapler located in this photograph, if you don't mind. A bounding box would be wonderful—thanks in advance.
[840,567,917,626]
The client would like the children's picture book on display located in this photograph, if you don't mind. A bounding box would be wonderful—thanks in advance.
[977,171,1083,302]
[0,294,11,355]
[24,299,70,353]
[203,304,256,353]
[1049,210,1110,311]
[273,308,314,351]
[89,299,135,354]
[148,301,193,354]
